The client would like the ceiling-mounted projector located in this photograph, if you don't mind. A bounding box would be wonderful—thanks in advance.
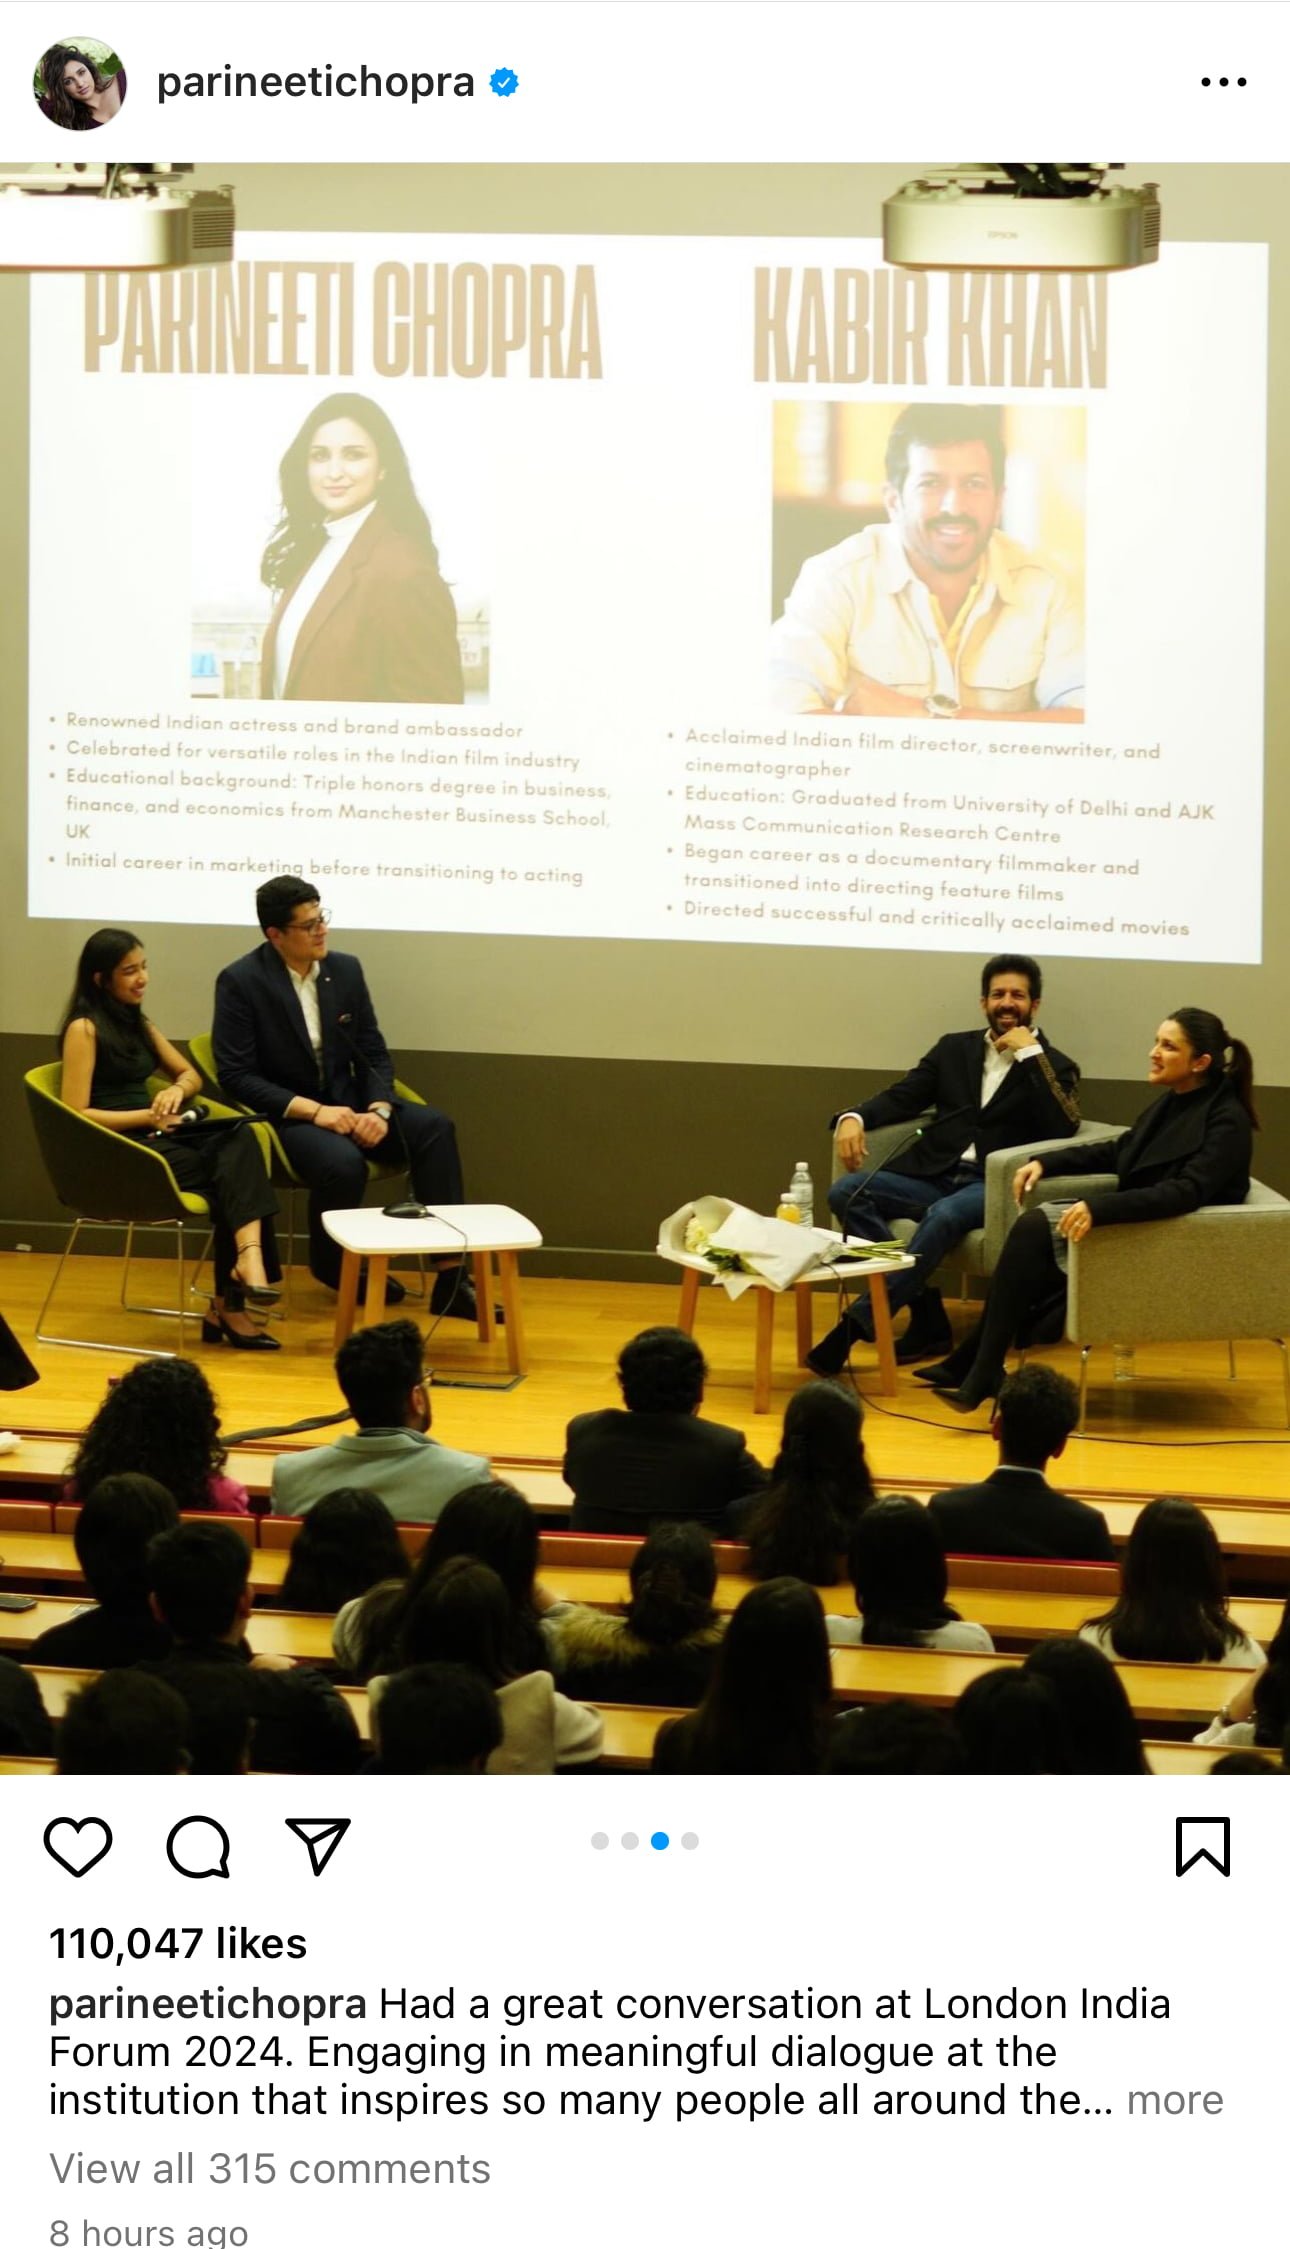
[0,163,234,271]
[884,165,1160,271]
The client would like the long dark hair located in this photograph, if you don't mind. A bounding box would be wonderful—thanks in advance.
[57,928,152,1077]
[1086,1497,1244,1663]
[70,1360,229,1515]
[357,1481,545,1679]
[396,1556,514,1683]
[626,1521,718,1647]
[745,1382,874,1585]
[1167,1007,1258,1127]
[39,45,110,130]
[848,1496,960,1649]
[261,392,442,589]
[1022,1638,1147,1775]
[675,1579,832,1774]
[279,1489,410,1614]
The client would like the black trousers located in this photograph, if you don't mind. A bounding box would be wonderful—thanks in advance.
[969,1205,1066,1382]
[160,1125,280,1294]
[275,1102,464,1288]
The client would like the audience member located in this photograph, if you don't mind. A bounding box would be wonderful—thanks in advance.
[651,1580,832,1774]
[548,1521,725,1707]
[369,1556,603,1773]
[953,1667,1072,1774]
[271,1320,490,1520]
[58,1671,189,1776]
[928,1365,1114,1561]
[828,1496,995,1652]
[1194,1599,1290,1750]
[0,1656,55,1757]
[278,1487,411,1612]
[335,1480,550,1681]
[372,1663,503,1774]
[736,1382,874,1583]
[27,1474,178,1668]
[1208,1750,1279,1776]
[138,1522,361,1774]
[564,1327,768,1535]
[1022,1637,1148,1774]
[1081,1497,1263,1668]
[824,1701,965,1775]
[66,1358,250,1515]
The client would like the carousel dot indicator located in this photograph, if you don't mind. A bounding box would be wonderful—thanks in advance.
[650,1831,670,1850]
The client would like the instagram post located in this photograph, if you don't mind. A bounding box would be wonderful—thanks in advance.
[0,0,1287,2239]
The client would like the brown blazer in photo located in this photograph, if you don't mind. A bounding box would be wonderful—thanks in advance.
[259,507,465,704]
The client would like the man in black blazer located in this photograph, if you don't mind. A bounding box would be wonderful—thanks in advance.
[212,875,473,1311]
[565,1327,769,1536]
[929,1365,1114,1561]
[810,952,1080,1371]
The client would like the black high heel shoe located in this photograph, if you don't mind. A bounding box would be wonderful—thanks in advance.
[941,1369,1002,1414]
[231,1266,281,1308]
[201,1312,282,1352]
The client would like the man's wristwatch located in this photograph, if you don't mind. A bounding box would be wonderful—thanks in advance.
[924,692,961,719]
[370,1103,393,1121]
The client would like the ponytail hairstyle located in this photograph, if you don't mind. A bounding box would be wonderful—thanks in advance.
[626,1521,718,1647]
[1167,1007,1258,1127]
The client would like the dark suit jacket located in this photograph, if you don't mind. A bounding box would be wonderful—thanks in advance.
[833,1027,1081,1179]
[929,1467,1115,1563]
[1036,1077,1252,1227]
[212,944,396,1124]
[564,1409,769,1536]
[260,508,465,704]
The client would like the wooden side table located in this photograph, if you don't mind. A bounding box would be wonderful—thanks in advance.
[667,1251,916,1412]
[322,1203,543,1376]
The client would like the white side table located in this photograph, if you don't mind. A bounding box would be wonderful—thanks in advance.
[322,1204,543,1375]
[660,1247,916,1412]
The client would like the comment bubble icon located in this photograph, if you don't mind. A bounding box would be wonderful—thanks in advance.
[166,1815,232,1879]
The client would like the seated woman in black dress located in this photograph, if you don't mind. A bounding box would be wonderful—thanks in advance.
[59,928,281,1350]
[927,1006,1256,1410]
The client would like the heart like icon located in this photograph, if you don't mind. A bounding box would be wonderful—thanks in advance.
[44,1817,113,1878]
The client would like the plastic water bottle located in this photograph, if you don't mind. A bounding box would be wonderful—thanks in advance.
[1112,1344,1135,1382]
[776,1180,802,1224]
[790,1160,815,1230]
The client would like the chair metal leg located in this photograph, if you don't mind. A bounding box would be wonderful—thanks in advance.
[1276,1338,1290,1429]
[188,1230,217,1309]
[1227,1340,1237,1381]
[1078,1345,1091,1430]
[36,1216,184,1358]
[119,1220,136,1307]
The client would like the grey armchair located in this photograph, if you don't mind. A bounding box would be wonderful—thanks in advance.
[1019,1142,1290,1424]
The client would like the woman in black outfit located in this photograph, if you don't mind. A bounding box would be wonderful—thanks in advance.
[925,1007,1256,1411]
[59,929,280,1349]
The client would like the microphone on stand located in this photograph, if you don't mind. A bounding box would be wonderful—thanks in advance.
[832,1101,980,1241]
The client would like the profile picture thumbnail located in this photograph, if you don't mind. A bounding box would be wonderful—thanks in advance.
[34,35,126,130]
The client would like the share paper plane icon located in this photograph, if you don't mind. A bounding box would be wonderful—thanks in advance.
[285,1818,351,1877]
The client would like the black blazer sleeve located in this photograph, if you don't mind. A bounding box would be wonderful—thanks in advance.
[212,962,302,1123]
[837,1041,948,1134]
[1085,1101,1253,1228]
[1037,1134,1128,1181]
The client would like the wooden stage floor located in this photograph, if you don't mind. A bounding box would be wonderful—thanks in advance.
[1,1252,1287,1504]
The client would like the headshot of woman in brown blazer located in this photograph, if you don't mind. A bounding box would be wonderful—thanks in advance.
[258,393,465,703]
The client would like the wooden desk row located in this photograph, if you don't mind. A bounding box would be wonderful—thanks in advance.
[17,1638,1252,1740]
[0,1580,1280,1661]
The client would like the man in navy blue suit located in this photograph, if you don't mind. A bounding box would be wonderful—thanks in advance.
[212,875,474,1315]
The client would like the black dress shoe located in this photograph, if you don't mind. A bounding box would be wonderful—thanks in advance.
[805,1325,854,1378]
[893,1286,953,1363]
[428,1267,502,1323]
[356,1273,406,1307]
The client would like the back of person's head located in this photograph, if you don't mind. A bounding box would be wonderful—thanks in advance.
[954,1668,1072,1774]
[747,1382,875,1585]
[994,1364,1079,1469]
[848,1496,956,1648]
[1210,1751,1279,1776]
[156,1662,254,1774]
[1092,1496,1239,1663]
[691,1578,831,1773]
[0,1655,55,1757]
[398,1556,514,1684]
[825,1701,966,1775]
[1252,1660,1290,1750]
[280,1487,411,1613]
[58,1671,189,1776]
[617,1326,706,1414]
[70,1356,227,1514]
[72,1474,180,1609]
[1022,1637,1147,1774]
[375,1662,504,1773]
[246,1671,364,1775]
[626,1520,718,1646]
[256,873,319,934]
[147,1521,251,1643]
[335,1319,425,1430]
[414,1480,543,1671]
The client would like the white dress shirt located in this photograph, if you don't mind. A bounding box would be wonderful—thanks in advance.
[288,960,323,1060]
[271,501,377,696]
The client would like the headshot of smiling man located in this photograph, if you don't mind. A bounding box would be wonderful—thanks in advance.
[257,391,465,703]
[769,401,1084,723]
[34,38,126,129]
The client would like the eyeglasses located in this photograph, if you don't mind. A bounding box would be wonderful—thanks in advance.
[293,909,332,935]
